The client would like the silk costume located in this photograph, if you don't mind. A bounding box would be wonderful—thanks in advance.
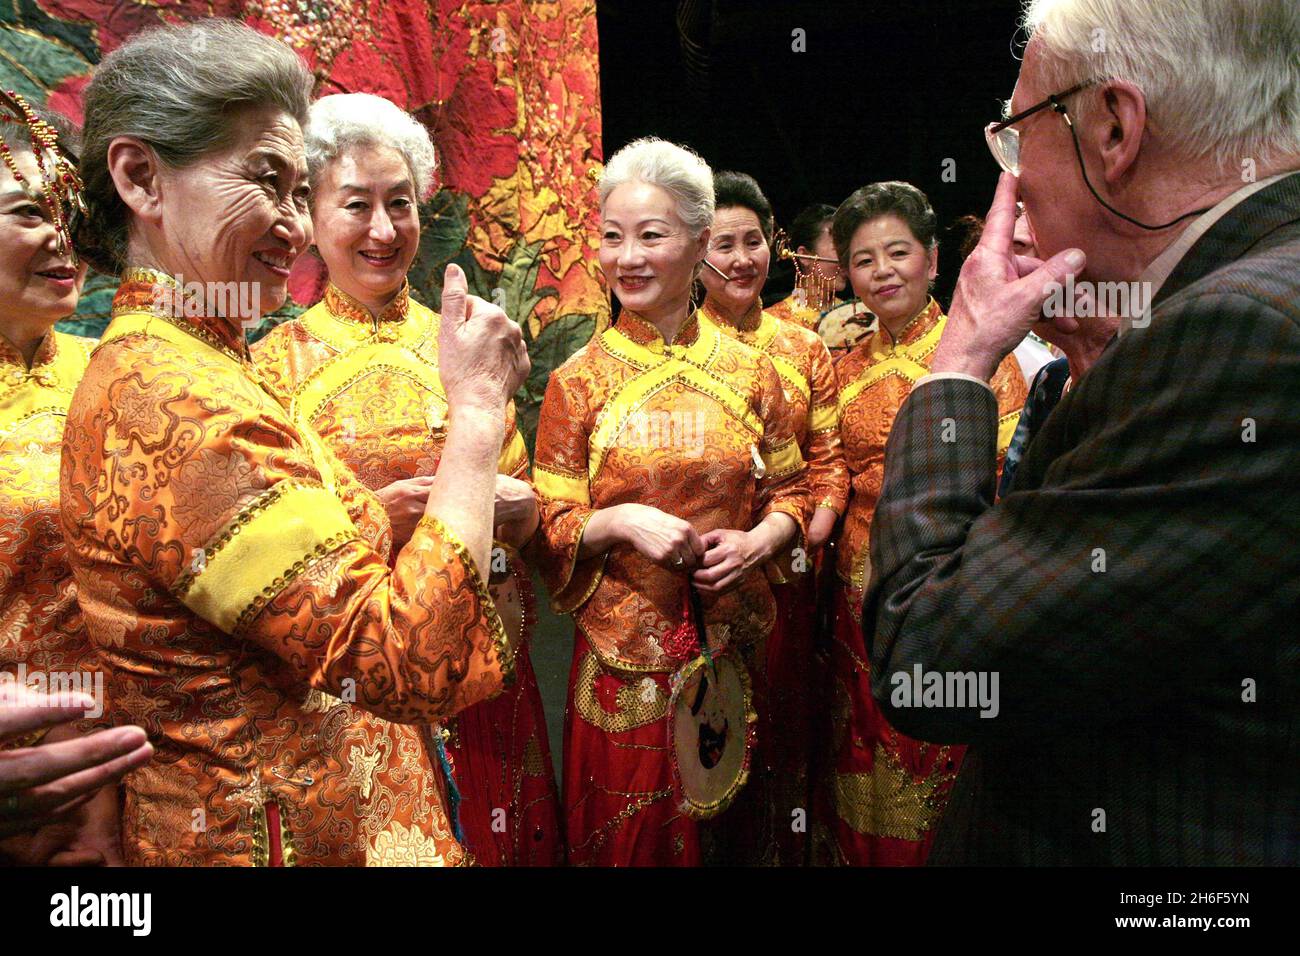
[701,298,847,863]
[60,271,512,866]
[252,281,562,866]
[533,309,809,865]
[820,297,1026,865]
[1,330,96,748]
[766,292,822,332]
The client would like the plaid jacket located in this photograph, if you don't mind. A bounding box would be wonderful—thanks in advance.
[863,173,1300,865]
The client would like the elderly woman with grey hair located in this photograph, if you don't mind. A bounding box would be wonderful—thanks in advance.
[60,20,529,866]
[533,136,809,865]
[252,92,561,866]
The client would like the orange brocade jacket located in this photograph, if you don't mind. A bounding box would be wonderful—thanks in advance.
[835,298,1027,600]
[1,331,96,722]
[702,300,848,519]
[59,272,513,866]
[533,310,809,672]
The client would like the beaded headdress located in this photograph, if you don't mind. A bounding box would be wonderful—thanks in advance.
[0,89,86,262]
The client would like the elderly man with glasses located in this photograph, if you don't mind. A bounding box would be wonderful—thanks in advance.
[862,0,1300,865]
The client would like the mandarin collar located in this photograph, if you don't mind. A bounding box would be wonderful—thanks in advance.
[0,328,57,371]
[616,309,703,353]
[324,281,411,328]
[881,296,942,350]
[700,296,763,334]
[112,268,252,362]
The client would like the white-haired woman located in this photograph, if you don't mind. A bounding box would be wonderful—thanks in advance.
[533,137,809,865]
[252,92,560,866]
[62,21,528,866]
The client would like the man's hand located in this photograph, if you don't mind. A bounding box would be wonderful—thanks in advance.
[376,475,437,550]
[0,722,125,866]
[933,172,1087,381]
[437,263,530,415]
[0,686,152,840]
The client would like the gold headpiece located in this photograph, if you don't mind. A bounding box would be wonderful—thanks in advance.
[0,90,86,262]
[773,226,839,313]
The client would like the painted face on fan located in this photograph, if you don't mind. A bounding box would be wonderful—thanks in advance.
[700,205,770,315]
[312,144,421,312]
[0,148,87,334]
[846,213,937,331]
[600,180,708,323]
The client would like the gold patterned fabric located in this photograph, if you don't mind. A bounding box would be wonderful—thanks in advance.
[834,298,1027,600]
[253,282,561,866]
[60,272,512,866]
[0,330,96,717]
[767,293,822,332]
[703,299,848,519]
[534,309,809,672]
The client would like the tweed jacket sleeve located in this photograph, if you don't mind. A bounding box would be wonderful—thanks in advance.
[863,284,1300,744]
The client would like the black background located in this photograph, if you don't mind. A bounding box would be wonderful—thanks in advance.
[596,0,1027,305]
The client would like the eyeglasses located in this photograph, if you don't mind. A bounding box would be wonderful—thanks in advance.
[985,80,1210,231]
[984,81,1093,176]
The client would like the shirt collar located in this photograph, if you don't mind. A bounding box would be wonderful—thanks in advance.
[1125,171,1293,336]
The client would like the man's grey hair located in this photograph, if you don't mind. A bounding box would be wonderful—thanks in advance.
[78,18,314,275]
[1022,0,1300,173]
[305,93,438,201]
[599,137,715,238]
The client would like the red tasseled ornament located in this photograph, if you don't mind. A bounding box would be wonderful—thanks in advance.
[661,587,701,661]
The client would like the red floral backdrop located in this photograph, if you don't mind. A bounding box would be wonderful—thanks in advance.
[1,0,608,443]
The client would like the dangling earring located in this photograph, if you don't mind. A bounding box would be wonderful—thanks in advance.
[794,263,836,313]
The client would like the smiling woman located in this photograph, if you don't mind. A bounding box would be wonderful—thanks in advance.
[818,181,1027,866]
[251,93,562,866]
[533,137,811,865]
[60,19,531,867]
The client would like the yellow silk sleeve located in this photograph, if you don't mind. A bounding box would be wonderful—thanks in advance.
[172,481,357,635]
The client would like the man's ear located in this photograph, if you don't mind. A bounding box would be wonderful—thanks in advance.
[105,136,165,227]
[1094,81,1147,186]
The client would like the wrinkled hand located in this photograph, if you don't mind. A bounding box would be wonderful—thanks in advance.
[377,474,437,551]
[0,685,151,840]
[437,263,530,415]
[494,474,538,545]
[0,725,124,866]
[692,528,760,595]
[933,172,1087,380]
[615,503,706,570]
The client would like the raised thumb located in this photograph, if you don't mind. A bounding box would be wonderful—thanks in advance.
[441,262,468,323]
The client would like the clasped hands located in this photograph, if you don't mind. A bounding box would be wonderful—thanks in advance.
[609,502,788,596]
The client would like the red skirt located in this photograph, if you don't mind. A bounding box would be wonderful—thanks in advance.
[562,627,700,866]
[818,587,964,866]
[444,644,563,866]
